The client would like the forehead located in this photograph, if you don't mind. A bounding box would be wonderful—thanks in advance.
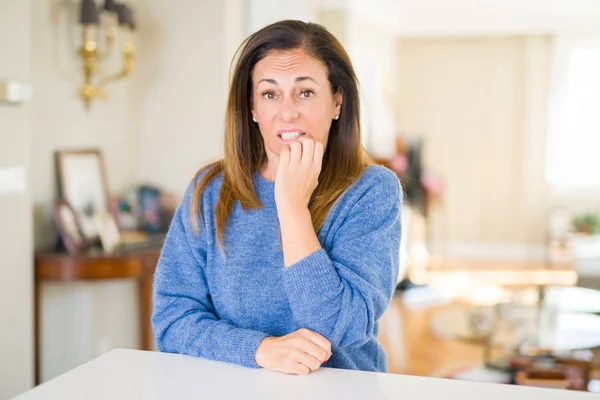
[253,49,328,82]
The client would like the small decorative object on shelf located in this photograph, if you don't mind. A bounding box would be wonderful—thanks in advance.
[94,211,121,254]
[574,212,600,235]
[111,185,177,234]
[53,147,176,255]
[55,148,111,245]
[51,199,87,255]
[547,208,600,278]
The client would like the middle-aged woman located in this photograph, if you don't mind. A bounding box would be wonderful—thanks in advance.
[152,19,402,375]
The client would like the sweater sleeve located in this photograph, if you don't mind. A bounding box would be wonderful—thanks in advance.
[282,171,402,349]
[152,183,269,368]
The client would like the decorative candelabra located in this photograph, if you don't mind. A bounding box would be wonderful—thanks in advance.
[79,0,136,109]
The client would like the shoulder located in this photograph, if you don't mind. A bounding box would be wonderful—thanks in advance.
[180,162,225,217]
[359,164,401,190]
[331,164,402,219]
[183,163,224,201]
[349,164,402,202]
[324,165,402,243]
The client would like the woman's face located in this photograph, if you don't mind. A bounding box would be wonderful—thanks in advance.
[251,49,342,160]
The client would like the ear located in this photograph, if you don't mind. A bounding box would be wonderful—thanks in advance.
[334,87,343,116]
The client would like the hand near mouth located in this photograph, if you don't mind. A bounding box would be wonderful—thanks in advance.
[274,136,324,214]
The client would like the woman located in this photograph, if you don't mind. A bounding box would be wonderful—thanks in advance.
[152,20,402,375]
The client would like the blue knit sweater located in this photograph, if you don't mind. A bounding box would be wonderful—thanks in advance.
[152,164,402,372]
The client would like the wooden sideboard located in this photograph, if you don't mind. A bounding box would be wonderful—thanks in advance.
[34,245,162,385]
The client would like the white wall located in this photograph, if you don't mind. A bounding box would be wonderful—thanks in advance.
[247,0,315,35]
[135,1,238,196]
[315,8,346,44]
[395,36,553,257]
[0,1,34,398]
[345,12,398,157]
[347,0,600,36]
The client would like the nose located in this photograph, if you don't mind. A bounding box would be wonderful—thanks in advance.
[278,95,300,122]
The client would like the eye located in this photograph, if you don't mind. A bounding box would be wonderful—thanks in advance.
[262,91,276,100]
[299,90,314,99]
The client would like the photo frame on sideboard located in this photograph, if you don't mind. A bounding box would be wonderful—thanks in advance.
[55,149,111,244]
[51,199,87,255]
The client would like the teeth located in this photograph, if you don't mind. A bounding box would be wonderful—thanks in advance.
[280,132,303,140]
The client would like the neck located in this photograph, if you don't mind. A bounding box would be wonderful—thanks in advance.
[260,150,279,182]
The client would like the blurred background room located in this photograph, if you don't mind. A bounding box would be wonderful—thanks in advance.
[1,0,600,398]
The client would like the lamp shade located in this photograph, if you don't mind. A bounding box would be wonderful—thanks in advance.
[103,0,118,13]
[128,8,136,30]
[80,0,100,24]
[116,4,135,30]
[115,4,130,26]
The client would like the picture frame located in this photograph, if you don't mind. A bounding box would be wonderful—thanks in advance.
[55,149,111,244]
[51,199,87,255]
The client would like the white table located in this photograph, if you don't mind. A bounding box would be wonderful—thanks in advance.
[13,349,596,399]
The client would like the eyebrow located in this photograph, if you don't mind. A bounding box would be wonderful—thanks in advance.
[257,76,320,86]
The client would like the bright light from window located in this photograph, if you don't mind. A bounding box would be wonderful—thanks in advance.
[546,46,600,187]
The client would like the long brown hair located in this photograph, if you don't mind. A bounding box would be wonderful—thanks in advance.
[191,20,373,252]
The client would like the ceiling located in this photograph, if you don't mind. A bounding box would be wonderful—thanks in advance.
[317,0,600,36]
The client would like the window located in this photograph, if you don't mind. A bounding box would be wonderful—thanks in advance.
[546,38,600,188]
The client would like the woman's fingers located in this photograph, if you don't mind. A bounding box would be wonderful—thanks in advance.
[300,339,329,363]
[296,136,324,173]
[289,141,302,168]
[284,139,319,171]
[256,329,332,375]
[298,328,332,358]
[295,351,322,372]
[274,138,323,211]
[289,362,311,375]
[299,138,314,166]
[278,145,290,169]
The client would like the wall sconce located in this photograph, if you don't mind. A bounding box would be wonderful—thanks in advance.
[79,0,136,109]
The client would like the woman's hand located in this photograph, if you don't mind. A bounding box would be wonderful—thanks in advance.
[255,328,332,375]
[274,138,324,214]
